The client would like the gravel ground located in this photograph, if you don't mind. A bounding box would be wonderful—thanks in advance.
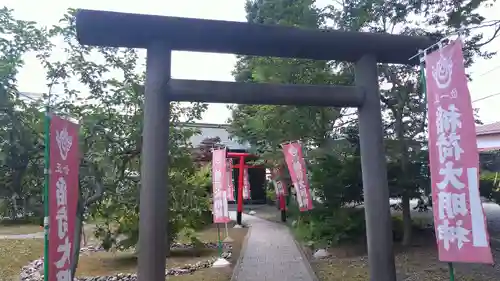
[19,243,233,281]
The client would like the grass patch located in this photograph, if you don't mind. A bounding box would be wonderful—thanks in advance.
[312,238,499,281]
[0,239,44,281]
[0,224,43,235]
[0,223,248,281]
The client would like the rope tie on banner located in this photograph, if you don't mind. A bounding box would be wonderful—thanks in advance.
[409,37,454,62]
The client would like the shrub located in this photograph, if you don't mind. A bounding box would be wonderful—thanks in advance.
[289,201,428,249]
[480,172,500,203]
[289,201,366,248]
[266,181,277,205]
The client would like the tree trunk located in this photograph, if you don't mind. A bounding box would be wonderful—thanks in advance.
[401,192,412,246]
[395,108,413,246]
[9,202,16,220]
[165,236,171,257]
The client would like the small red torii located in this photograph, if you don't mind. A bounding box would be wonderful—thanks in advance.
[226,151,262,225]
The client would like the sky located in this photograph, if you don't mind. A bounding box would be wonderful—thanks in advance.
[4,0,500,125]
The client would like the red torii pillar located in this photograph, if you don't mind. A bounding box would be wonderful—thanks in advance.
[226,151,260,225]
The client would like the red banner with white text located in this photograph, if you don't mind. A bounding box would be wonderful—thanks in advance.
[283,142,313,211]
[271,168,287,197]
[426,39,493,264]
[212,148,230,223]
[49,115,80,281]
[226,158,235,201]
[242,168,251,199]
[271,168,287,210]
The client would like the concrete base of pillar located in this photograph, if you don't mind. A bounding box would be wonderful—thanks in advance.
[223,236,234,243]
[212,258,231,268]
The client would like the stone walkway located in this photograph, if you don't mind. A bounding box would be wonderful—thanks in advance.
[231,212,315,281]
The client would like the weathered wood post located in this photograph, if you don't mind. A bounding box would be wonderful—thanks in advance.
[356,55,397,281]
[138,43,171,281]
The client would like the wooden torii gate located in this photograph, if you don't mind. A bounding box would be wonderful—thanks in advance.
[74,9,434,281]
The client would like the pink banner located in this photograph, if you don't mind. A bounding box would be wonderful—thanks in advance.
[212,148,230,223]
[271,168,287,211]
[271,168,286,197]
[242,168,251,199]
[426,39,493,263]
[226,158,235,201]
[283,142,313,211]
[49,115,80,280]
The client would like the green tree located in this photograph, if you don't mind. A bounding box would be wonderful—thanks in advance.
[230,0,500,247]
[0,7,52,219]
[328,0,499,246]
[229,1,367,246]
[230,0,350,166]
[40,9,211,252]
[1,7,211,258]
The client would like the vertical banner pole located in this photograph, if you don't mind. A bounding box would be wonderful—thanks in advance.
[236,156,244,225]
[448,263,455,281]
[43,106,50,281]
[222,221,233,242]
[212,222,230,267]
[280,194,286,222]
[217,223,222,257]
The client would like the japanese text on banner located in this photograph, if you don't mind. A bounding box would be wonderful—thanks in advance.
[282,142,313,211]
[226,159,235,201]
[271,168,286,197]
[425,39,492,264]
[271,167,287,211]
[243,168,251,200]
[212,148,230,223]
[49,115,80,281]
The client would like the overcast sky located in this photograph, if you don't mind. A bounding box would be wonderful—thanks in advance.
[4,0,500,125]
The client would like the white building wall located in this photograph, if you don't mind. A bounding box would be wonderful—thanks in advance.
[477,133,500,151]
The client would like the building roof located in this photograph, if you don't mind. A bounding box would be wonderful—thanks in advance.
[177,122,230,129]
[476,121,500,136]
[178,122,250,150]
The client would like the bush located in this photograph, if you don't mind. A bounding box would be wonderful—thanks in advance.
[266,181,276,205]
[480,172,500,203]
[289,201,427,249]
[93,165,213,251]
[289,201,366,248]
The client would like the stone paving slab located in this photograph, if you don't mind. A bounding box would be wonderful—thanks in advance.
[231,212,315,281]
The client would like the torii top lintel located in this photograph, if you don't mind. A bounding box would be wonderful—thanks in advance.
[75,9,435,65]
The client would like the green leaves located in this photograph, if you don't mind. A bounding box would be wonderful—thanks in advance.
[0,7,212,250]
